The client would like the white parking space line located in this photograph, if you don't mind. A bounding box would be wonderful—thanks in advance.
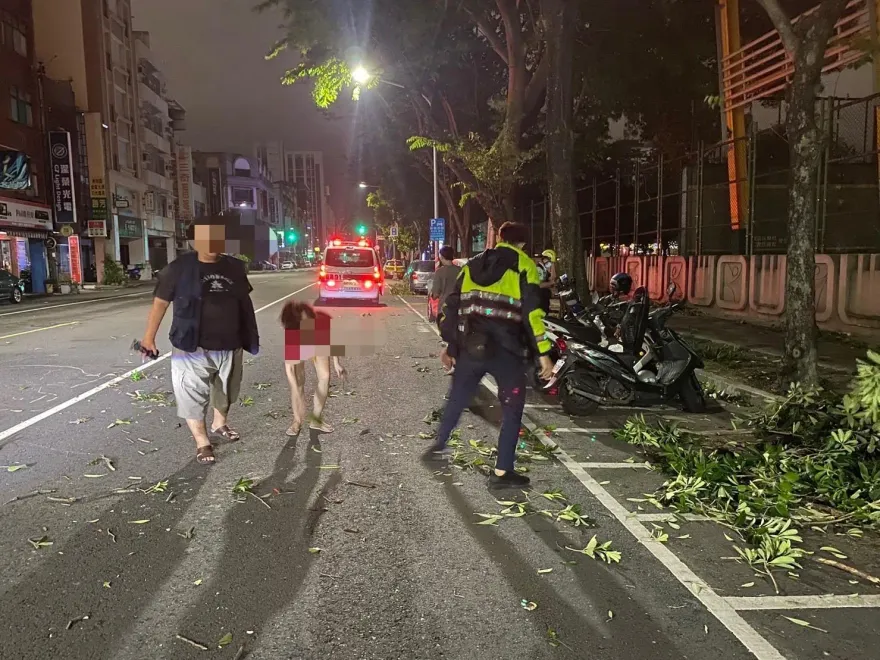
[0,283,316,446]
[398,295,787,660]
[635,513,712,522]
[524,403,561,409]
[552,427,614,434]
[726,595,880,610]
[578,461,651,469]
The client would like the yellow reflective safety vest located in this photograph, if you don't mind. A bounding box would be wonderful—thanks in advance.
[439,241,552,358]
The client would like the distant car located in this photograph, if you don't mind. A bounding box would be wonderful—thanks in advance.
[0,268,24,304]
[406,260,436,294]
[318,242,383,305]
[263,261,278,271]
[281,261,295,270]
[383,259,405,280]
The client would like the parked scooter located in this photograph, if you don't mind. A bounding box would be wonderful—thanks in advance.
[544,283,706,416]
[127,264,142,280]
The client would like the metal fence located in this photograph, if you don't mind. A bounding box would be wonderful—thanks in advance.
[521,94,880,257]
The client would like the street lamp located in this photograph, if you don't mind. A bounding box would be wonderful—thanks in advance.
[354,64,440,258]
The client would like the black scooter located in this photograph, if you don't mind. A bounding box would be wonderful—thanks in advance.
[545,283,706,416]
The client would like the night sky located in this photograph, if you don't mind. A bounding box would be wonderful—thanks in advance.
[131,0,355,220]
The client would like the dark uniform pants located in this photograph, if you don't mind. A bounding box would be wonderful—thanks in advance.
[434,350,527,471]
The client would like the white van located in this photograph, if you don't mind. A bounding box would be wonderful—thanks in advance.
[318,240,383,305]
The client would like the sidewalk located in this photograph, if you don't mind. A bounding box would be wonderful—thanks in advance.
[670,312,873,374]
[22,280,155,305]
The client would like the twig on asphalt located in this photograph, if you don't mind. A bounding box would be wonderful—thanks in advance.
[815,557,880,585]
[175,634,208,650]
[250,492,272,510]
[233,644,248,660]
[4,489,56,505]
[345,480,377,489]
[66,614,90,630]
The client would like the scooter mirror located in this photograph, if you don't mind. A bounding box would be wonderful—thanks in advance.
[667,282,677,299]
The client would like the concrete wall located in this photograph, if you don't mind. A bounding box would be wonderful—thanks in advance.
[586,253,880,335]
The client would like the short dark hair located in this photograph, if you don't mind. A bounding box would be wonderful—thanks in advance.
[439,245,455,261]
[498,222,528,245]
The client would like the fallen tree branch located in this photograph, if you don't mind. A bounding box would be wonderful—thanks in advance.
[814,557,880,585]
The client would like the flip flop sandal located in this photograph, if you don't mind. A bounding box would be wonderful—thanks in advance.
[286,422,302,437]
[211,425,241,442]
[196,445,216,465]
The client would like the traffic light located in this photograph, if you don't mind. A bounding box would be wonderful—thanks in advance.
[287,229,298,243]
[356,224,367,236]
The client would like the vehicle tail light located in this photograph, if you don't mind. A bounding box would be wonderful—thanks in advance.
[373,266,381,280]
[326,279,336,287]
[319,265,326,281]
[556,337,567,352]
[412,273,417,280]
[364,279,373,290]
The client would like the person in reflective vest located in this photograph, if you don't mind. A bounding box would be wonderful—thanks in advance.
[426,222,554,488]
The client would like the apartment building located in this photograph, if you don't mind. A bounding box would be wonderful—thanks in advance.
[0,0,54,288]
[192,151,281,263]
[32,0,146,281]
[283,150,330,251]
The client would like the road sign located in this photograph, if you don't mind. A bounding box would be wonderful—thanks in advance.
[429,218,445,243]
[390,223,399,238]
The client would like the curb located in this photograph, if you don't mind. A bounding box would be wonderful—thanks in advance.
[694,369,782,406]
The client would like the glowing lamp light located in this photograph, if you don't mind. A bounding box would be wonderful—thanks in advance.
[364,279,373,290]
[326,279,336,287]
[352,66,371,85]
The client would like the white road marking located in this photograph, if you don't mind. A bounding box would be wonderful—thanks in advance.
[398,295,787,660]
[0,291,152,317]
[635,513,711,522]
[578,461,650,469]
[524,403,561,409]
[726,594,880,610]
[552,427,614,434]
[0,321,79,340]
[0,283,316,445]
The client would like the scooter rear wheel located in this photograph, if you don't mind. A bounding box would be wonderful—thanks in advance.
[679,373,706,413]
[559,372,600,417]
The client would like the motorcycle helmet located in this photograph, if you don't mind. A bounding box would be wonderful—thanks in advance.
[610,272,633,295]
[541,249,557,263]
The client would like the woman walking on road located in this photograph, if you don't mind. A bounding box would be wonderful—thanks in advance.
[281,301,345,436]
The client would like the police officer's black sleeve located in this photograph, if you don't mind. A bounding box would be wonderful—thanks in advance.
[438,270,464,357]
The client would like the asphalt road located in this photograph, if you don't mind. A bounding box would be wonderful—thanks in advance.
[0,271,874,659]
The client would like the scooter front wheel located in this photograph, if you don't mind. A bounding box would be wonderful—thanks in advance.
[559,372,600,417]
[679,373,706,413]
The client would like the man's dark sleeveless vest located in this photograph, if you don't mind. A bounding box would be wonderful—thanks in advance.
[168,252,202,352]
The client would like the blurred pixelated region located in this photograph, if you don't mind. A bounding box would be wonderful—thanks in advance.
[281,302,386,361]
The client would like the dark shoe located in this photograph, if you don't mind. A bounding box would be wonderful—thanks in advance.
[422,445,452,461]
[488,471,530,488]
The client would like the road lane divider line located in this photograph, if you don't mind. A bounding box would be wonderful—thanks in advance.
[0,283,316,446]
[0,291,152,317]
[725,594,880,610]
[398,295,787,660]
[635,513,712,522]
[0,321,80,340]
[551,427,614,434]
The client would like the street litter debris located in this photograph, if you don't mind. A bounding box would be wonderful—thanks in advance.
[66,614,90,630]
[218,632,233,647]
[176,634,208,650]
[565,536,622,564]
[520,599,537,611]
[308,547,321,554]
[232,477,272,509]
[782,616,827,634]
[254,382,271,390]
[89,455,116,472]
[2,464,27,472]
[107,418,132,429]
[239,396,255,407]
[28,535,53,550]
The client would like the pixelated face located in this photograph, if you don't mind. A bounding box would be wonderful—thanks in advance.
[193,223,227,255]
[284,314,387,361]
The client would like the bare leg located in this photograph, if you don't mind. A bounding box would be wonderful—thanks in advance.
[309,356,333,432]
[285,360,306,435]
[210,349,242,440]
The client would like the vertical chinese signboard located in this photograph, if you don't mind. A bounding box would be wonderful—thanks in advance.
[177,146,194,222]
[68,234,82,284]
[208,168,222,216]
[49,131,77,228]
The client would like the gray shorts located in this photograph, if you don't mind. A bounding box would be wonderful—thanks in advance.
[171,348,243,420]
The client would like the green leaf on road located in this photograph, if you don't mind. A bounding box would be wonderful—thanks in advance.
[128,519,150,525]
[308,547,321,554]
[83,474,107,478]
[520,599,537,611]
[782,616,828,633]
[239,396,254,407]
[3,464,27,472]
[103,581,111,589]
[28,536,53,550]
[741,582,755,588]
[107,419,132,429]
[193,579,203,586]
[537,568,553,574]
[218,632,233,647]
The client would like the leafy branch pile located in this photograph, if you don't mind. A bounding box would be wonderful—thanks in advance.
[616,350,880,586]
[447,429,556,476]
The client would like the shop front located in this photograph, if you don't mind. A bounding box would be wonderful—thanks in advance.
[0,196,53,293]
[116,214,146,269]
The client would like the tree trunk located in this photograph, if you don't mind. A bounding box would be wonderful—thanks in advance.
[542,0,586,299]
[781,64,823,388]
[460,202,473,256]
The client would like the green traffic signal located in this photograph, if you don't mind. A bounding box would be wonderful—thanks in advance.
[287,230,298,243]
[357,224,367,236]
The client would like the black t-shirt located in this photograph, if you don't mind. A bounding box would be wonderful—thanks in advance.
[155,255,253,351]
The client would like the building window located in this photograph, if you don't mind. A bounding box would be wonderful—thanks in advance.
[233,157,251,177]
[9,86,33,126]
[117,138,131,170]
[231,187,254,206]
[1,12,27,57]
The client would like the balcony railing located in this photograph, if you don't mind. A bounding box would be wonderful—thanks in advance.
[144,169,172,192]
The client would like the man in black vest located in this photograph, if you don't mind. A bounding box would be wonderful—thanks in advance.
[140,215,259,464]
